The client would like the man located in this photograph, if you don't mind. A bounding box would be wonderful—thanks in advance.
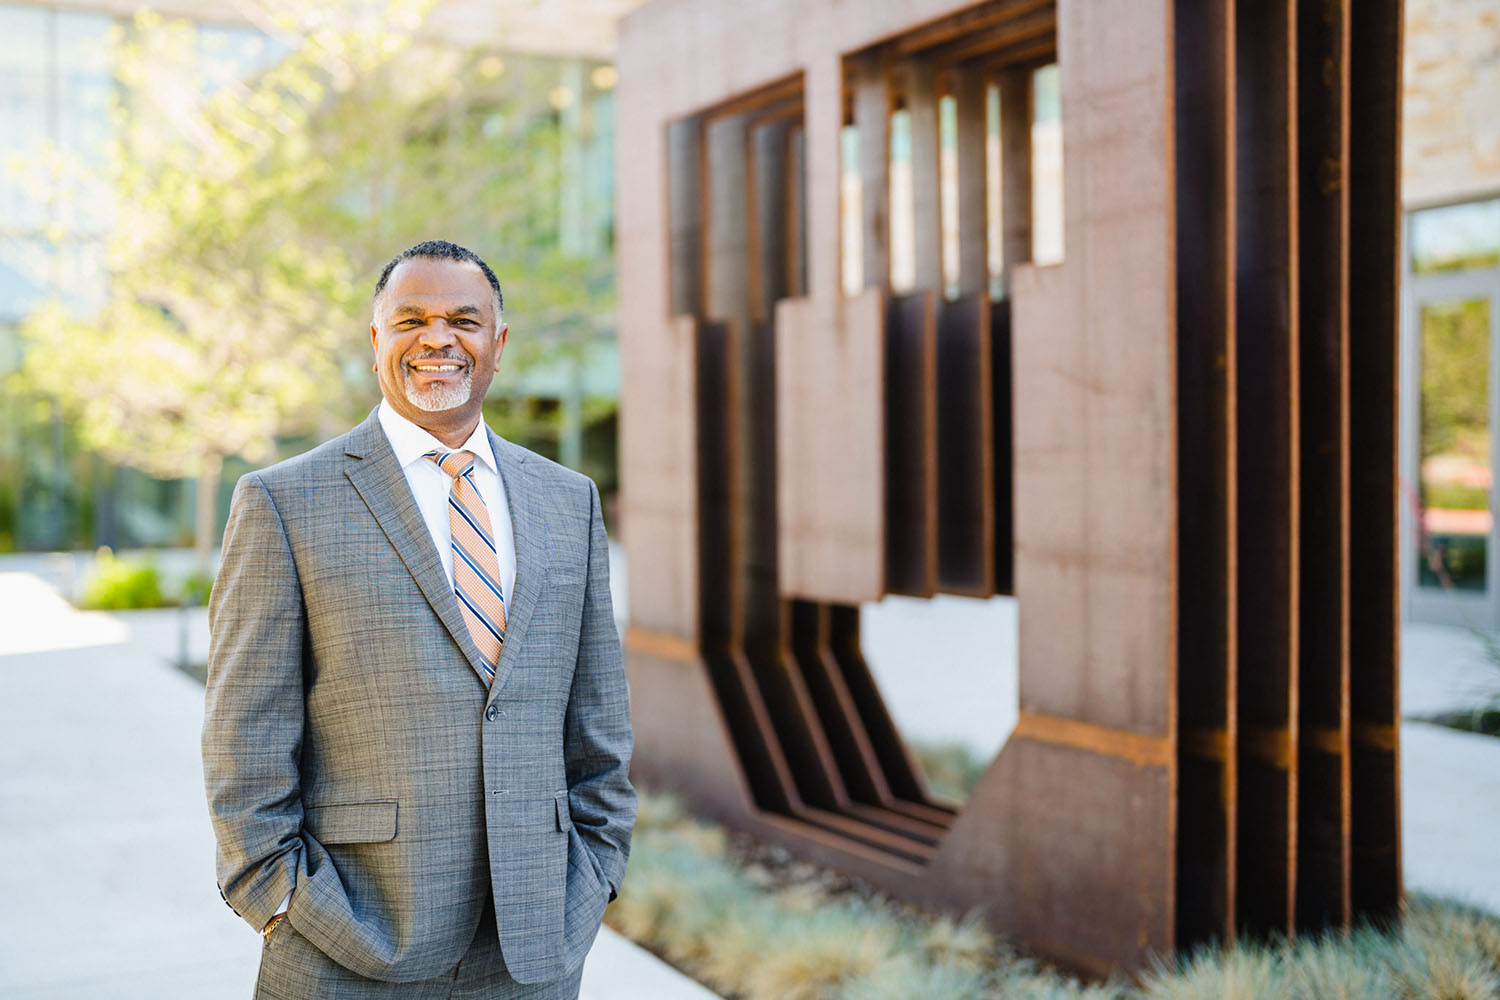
[203,240,635,999]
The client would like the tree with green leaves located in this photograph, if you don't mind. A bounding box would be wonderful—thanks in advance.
[18,0,613,566]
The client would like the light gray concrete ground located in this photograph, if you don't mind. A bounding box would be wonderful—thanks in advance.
[1401,621,1500,718]
[1400,721,1500,915]
[0,565,716,1000]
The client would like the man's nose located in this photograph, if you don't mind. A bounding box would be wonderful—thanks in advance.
[417,320,460,347]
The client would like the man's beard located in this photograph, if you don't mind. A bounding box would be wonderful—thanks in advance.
[402,353,474,412]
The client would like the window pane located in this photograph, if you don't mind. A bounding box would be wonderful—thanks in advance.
[56,12,117,236]
[196,23,275,92]
[0,5,51,231]
[986,83,1002,298]
[1418,296,1491,592]
[1031,63,1063,266]
[940,93,958,299]
[0,237,52,323]
[1411,198,1500,275]
[841,123,861,295]
[888,109,914,292]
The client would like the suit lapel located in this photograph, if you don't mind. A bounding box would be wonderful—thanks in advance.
[487,430,546,702]
[342,411,491,687]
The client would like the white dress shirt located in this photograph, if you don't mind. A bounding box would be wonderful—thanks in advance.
[376,400,518,606]
[269,402,518,926]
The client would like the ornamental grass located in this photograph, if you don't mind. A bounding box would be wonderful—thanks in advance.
[610,787,1500,1000]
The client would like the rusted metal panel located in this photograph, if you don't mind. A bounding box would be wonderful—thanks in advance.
[669,117,704,318]
[751,120,793,324]
[1013,0,1176,737]
[620,106,701,637]
[619,0,1402,975]
[1174,0,1237,949]
[829,604,952,816]
[884,291,938,597]
[789,601,953,843]
[785,125,808,299]
[951,64,989,298]
[990,298,1015,595]
[897,55,943,293]
[706,111,783,655]
[853,51,891,291]
[697,318,797,813]
[706,114,751,326]
[997,66,1032,287]
[928,734,1173,978]
[619,313,700,637]
[743,115,794,651]
[936,294,995,595]
[1347,0,1403,922]
[789,600,898,806]
[1234,0,1299,937]
[890,0,1051,56]
[1295,0,1353,931]
[922,2,1056,71]
[696,317,741,647]
[624,643,757,822]
[775,292,886,602]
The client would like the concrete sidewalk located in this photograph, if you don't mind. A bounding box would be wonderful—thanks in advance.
[0,570,715,1000]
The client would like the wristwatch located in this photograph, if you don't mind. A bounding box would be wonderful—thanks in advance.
[262,912,287,940]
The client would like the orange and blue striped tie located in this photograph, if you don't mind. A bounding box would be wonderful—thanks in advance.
[425,450,506,683]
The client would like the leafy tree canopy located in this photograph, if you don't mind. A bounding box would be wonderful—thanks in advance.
[18,0,612,481]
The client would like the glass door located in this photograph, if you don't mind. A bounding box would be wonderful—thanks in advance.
[1402,197,1500,627]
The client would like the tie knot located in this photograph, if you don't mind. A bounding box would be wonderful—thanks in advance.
[425,449,476,480]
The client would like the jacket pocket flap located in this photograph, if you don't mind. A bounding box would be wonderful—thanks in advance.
[554,791,572,832]
[305,800,398,845]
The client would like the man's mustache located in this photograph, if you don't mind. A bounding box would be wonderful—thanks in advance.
[404,350,473,366]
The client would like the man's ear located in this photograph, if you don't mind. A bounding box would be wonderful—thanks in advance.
[496,323,509,355]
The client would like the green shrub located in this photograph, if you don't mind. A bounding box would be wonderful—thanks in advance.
[179,570,215,607]
[77,548,165,610]
[909,740,989,801]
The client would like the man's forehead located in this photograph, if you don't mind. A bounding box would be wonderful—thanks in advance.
[389,301,483,317]
[381,257,494,308]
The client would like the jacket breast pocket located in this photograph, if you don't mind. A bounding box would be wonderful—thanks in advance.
[304,799,399,844]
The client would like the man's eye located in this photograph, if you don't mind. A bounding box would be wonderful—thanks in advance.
[398,318,423,327]
[454,318,477,327]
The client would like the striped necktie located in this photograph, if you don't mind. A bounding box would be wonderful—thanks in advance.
[425,449,506,683]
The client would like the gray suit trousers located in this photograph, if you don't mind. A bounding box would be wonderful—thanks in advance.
[255,907,585,999]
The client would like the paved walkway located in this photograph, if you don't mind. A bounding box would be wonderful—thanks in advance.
[0,565,715,1000]
[1394,622,1500,915]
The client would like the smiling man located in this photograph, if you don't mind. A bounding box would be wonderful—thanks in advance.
[203,240,635,999]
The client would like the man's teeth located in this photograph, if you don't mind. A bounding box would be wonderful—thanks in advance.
[412,363,461,371]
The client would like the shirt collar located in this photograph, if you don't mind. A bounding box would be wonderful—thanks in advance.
[376,399,498,475]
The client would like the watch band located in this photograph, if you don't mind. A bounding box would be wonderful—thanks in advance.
[262,912,287,940]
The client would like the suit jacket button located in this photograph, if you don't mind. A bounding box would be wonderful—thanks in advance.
[485,705,498,721]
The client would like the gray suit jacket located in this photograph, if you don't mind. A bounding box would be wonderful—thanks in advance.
[202,410,635,985]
